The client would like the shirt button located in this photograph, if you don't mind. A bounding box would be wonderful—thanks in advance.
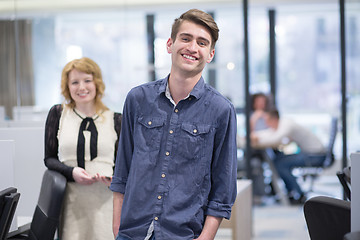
[165,152,170,156]
[157,195,162,200]
[188,97,192,101]
[193,129,198,134]
[148,121,152,125]
[154,217,159,221]
[161,173,166,178]
[169,130,173,134]
[174,109,179,113]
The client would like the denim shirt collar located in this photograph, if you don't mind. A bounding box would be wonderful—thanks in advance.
[158,75,205,101]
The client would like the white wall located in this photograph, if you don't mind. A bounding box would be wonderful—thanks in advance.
[0,140,18,230]
[0,127,46,225]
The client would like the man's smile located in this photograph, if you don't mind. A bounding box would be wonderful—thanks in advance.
[182,54,197,61]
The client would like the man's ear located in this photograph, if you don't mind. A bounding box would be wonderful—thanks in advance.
[207,48,215,63]
[166,38,173,54]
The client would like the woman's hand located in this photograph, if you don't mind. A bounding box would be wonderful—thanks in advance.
[72,167,96,185]
[99,175,112,187]
[90,173,112,187]
[73,168,112,186]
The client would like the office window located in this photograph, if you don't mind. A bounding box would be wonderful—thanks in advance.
[346,3,360,154]
[2,2,360,156]
[32,10,148,113]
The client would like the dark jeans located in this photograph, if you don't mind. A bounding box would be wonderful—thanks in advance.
[273,151,326,196]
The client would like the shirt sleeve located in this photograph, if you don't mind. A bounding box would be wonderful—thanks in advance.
[113,112,122,163]
[110,92,135,193]
[205,102,238,220]
[255,119,291,148]
[44,104,74,181]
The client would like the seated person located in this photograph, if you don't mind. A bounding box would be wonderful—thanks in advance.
[251,108,326,204]
[250,92,273,132]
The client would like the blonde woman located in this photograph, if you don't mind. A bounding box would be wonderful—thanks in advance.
[44,57,121,240]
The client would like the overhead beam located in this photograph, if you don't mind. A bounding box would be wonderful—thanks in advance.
[0,0,345,14]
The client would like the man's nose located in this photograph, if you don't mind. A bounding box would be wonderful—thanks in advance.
[187,40,197,52]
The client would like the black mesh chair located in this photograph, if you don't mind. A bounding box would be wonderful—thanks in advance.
[0,187,20,240]
[336,166,351,201]
[7,170,66,240]
[294,117,338,193]
[304,196,350,240]
[344,231,360,240]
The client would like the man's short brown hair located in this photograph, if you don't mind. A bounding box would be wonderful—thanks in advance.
[266,108,280,120]
[171,9,219,49]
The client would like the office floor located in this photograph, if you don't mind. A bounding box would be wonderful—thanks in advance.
[215,161,344,240]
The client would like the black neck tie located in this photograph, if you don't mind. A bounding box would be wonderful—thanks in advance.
[77,117,98,168]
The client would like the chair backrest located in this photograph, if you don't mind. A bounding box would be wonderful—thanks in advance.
[0,187,20,240]
[304,196,350,240]
[28,170,66,240]
[337,166,351,201]
[323,117,338,168]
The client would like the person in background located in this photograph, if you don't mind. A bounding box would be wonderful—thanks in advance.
[250,92,272,132]
[251,108,326,204]
[110,9,237,240]
[244,93,273,199]
[44,57,122,240]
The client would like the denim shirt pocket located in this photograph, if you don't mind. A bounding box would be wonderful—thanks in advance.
[137,115,165,152]
[178,123,211,160]
[178,122,212,186]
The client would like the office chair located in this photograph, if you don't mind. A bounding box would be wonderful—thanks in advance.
[304,196,350,240]
[336,166,351,201]
[293,117,338,193]
[0,187,20,240]
[7,169,66,240]
[344,231,360,240]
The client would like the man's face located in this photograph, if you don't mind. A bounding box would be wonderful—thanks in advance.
[166,20,215,76]
[265,114,278,129]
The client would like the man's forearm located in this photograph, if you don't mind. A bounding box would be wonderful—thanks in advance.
[113,192,124,238]
[195,215,223,240]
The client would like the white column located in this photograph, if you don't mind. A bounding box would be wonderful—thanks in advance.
[351,152,360,232]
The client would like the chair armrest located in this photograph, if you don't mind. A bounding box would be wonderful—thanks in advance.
[7,222,31,239]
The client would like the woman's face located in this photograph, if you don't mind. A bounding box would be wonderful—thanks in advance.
[68,68,96,106]
[253,96,267,111]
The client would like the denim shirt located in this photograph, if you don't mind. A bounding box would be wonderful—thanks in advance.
[110,76,237,240]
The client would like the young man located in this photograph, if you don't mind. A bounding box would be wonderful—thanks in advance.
[110,9,237,240]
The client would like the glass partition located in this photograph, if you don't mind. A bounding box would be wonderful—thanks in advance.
[1,0,360,160]
[345,1,360,157]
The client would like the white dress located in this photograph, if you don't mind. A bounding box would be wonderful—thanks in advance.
[57,106,117,240]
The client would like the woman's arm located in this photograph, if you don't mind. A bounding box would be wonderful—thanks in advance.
[44,104,75,181]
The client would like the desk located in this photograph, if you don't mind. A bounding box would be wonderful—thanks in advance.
[219,179,252,240]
